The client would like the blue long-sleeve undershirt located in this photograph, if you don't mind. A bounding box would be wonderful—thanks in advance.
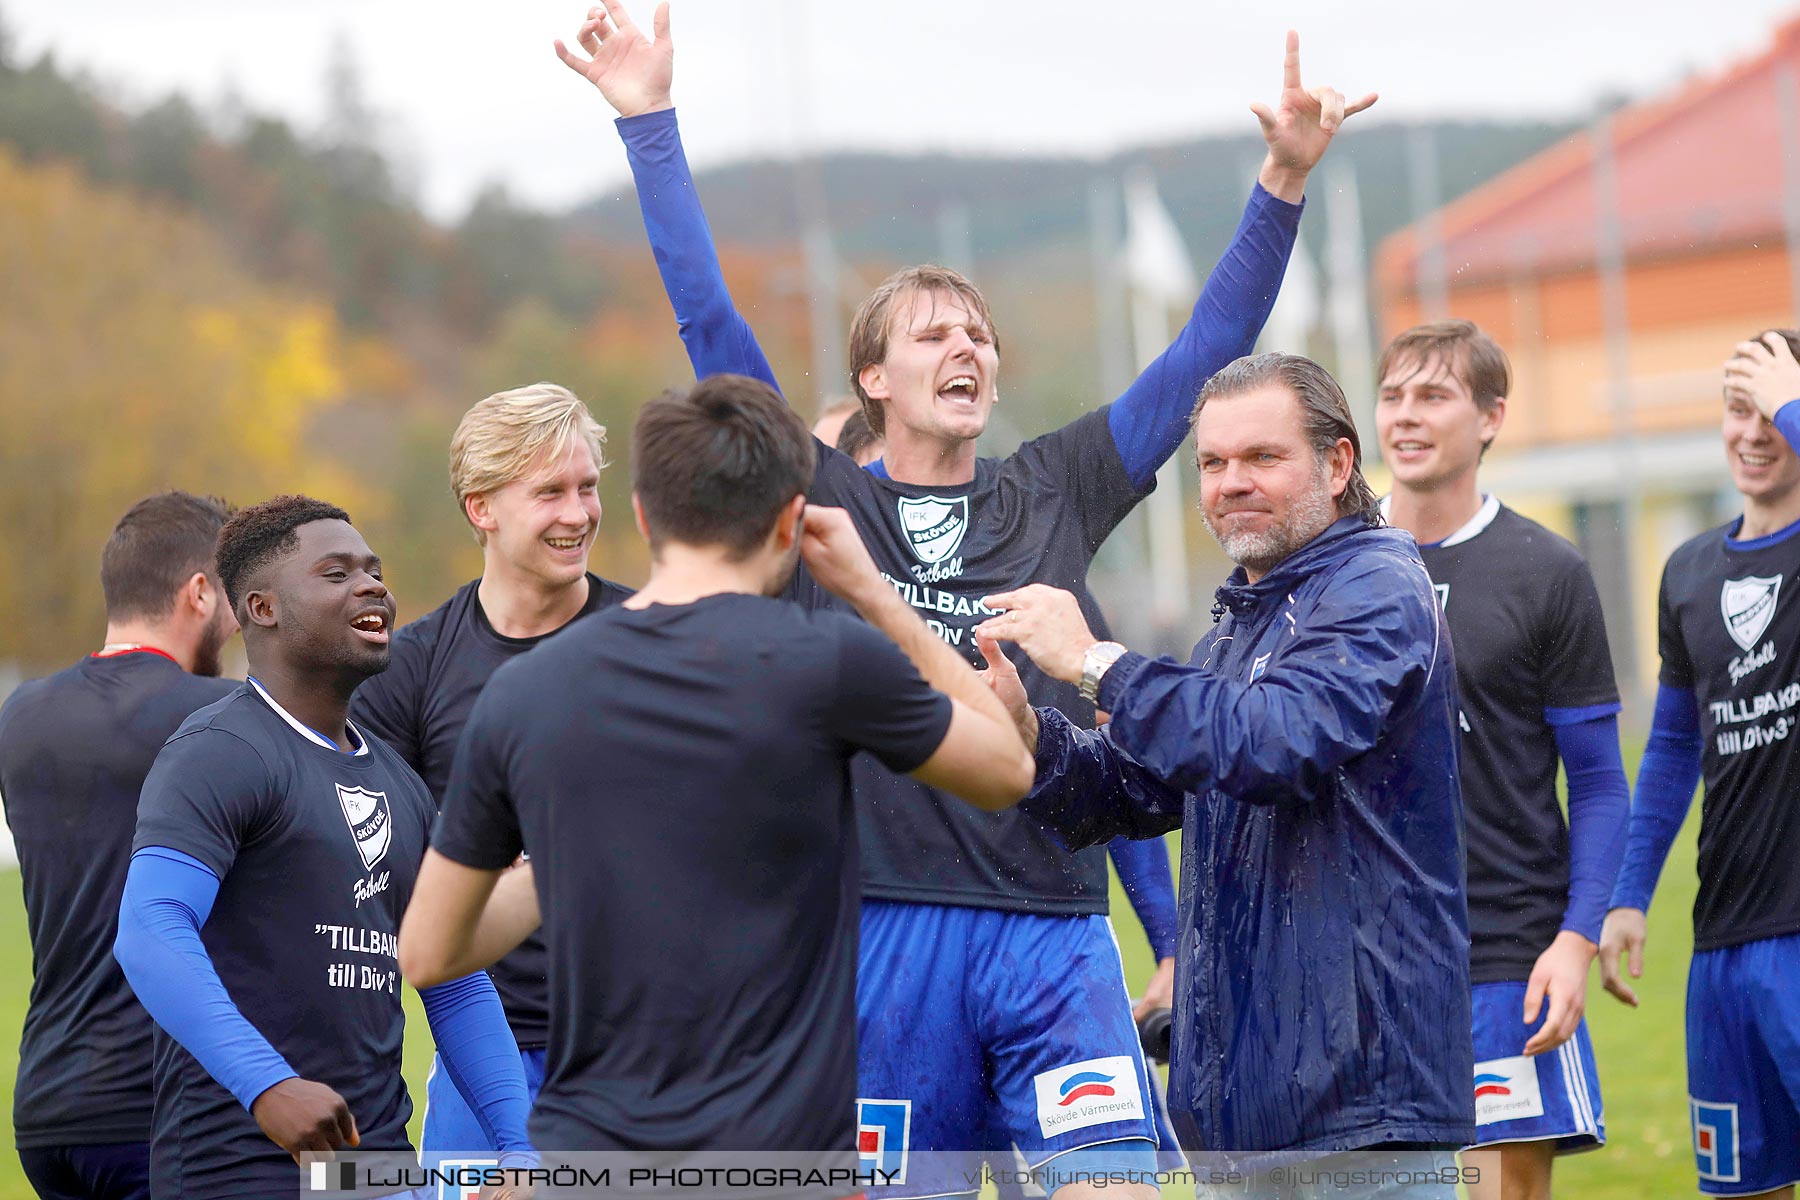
[1776,398,1800,451]
[115,847,531,1152]
[1106,836,1177,961]
[1611,685,1704,914]
[1544,710,1631,944]
[617,107,1301,489]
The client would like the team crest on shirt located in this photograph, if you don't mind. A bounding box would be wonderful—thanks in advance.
[1721,574,1782,652]
[335,783,392,871]
[897,495,969,566]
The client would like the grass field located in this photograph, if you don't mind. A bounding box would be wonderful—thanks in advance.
[0,793,1704,1199]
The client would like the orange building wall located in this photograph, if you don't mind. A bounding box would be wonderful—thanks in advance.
[1378,241,1800,452]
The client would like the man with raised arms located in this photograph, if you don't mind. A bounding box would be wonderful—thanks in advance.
[1599,331,1800,1200]
[556,5,1371,1191]
[0,492,238,1200]
[1376,320,1630,1200]
[349,383,632,1166]
[115,496,532,1197]
[400,374,1033,1162]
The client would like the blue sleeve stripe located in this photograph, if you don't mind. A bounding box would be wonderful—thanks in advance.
[131,844,219,877]
[1543,701,1623,727]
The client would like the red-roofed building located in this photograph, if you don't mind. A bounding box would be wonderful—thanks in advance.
[1375,16,1800,689]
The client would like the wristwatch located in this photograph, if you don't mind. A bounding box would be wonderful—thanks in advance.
[1078,641,1128,704]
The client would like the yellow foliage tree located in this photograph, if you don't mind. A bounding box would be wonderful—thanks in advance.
[0,149,372,669]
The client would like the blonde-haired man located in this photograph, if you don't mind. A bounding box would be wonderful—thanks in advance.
[352,380,631,1166]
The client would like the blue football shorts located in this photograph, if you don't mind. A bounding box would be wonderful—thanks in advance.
[1685,931,1800,1196]
[1467,980,1604,1153]
[854,900,1164,1199]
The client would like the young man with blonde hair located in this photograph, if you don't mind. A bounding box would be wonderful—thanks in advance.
[1376,319,1630,1200]
[351,379,632,1165]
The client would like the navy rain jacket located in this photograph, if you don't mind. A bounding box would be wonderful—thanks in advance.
[1024,515,1475,1153]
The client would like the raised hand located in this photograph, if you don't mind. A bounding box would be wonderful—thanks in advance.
[1249,31,1377,200]
[1724,332,1800,423]
[554,0,673,119]
[799,505,886,610]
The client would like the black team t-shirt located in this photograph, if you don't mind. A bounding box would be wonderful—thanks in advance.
[794,409,1146,914]
[134,684,435,1198]
[432,594,953,1151]
[1411,501,1620,982]
[350,571,633,1047]
[1657,518,1800,951]
[0,651,235,1148]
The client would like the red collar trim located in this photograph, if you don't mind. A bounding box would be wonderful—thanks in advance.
[92,646,180,665]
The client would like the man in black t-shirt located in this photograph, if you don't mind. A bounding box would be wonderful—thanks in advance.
[400,374,1033,1161]
[0,492,237,1200]
[1601,330,1800,1197]
[114,496,531,1198]
[1376,321,1630,1200]
[349,382,633,1166]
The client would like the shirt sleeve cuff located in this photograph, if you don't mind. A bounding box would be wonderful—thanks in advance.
[615,106,680,144]
[1094,650,1151,715]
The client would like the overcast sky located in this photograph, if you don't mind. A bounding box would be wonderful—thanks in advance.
[5,0,1796,220]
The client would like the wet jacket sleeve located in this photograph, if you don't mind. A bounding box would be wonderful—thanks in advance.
[618,108,781,390]
[1547,712,1630,943]
[1610,684,1703,913]
[1106,184,1301,489]
[114,846,298,1110]
[1108,836,1178,960]
[1094,559,1439,803]
[1021,706,1188,851]
[418,973,534,1159]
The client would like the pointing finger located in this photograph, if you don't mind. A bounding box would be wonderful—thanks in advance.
[652,0,671,43]
[1282,29,1301,92]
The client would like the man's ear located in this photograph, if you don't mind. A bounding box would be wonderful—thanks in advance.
[858,363,889,402]
[243,586,278,631]
[464,492,499,538]
[1478,395,1507,448]
[1329,437,1356,500]
[179,571,211,619]
[773,494,807,552]
[630,493,651,543]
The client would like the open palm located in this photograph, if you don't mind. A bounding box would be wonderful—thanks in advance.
[554,0,673,119]
[1251,31,1377,174]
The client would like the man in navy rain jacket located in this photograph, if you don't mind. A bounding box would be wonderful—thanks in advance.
[978,353,1475,1176]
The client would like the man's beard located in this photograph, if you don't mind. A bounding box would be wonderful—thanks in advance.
[1201,462,1339,577]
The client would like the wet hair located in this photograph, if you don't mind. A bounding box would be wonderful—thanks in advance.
[1193,352,1382,523]
[100,491,232,622]
[632,374,816,559]
[847,265,998,436]
[215,495,351,614]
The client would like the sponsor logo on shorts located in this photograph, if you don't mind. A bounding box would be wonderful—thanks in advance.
[1691,1098,1741,1183]
[1721,574,1782,652]
[856,1098,910,1184]
[1032,1055,1144,1138]
[1472,1056,1544,1125]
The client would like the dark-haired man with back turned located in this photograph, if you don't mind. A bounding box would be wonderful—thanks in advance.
[112,495,532,1198]
[0,492,237,1200]
[980,354,1473,1196]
